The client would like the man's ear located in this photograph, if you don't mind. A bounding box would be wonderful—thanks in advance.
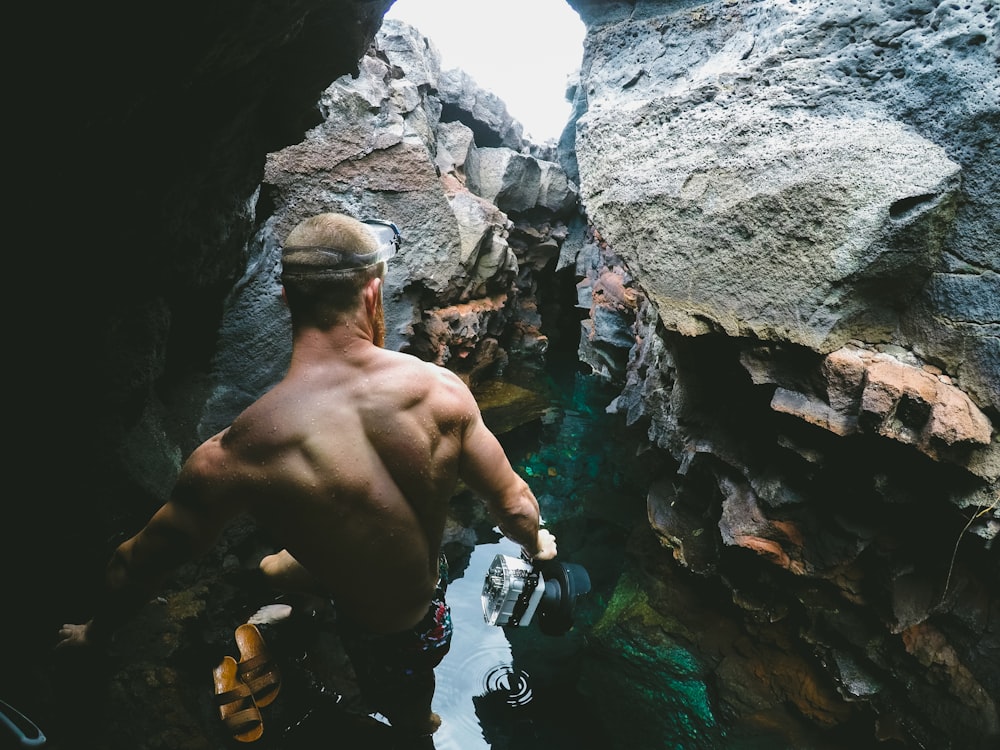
[363,277,382,314]
[280,286,288,306]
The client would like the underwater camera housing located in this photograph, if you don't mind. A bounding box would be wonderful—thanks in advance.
[481,554,591,635]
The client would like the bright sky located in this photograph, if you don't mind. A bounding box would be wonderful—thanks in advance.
[385,0,586,143]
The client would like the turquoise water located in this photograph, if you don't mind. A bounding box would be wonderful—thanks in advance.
[427,368,846,750]
[271,366,869,749]
[427,370,650,749]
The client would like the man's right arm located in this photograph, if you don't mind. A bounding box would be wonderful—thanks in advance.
[56,437,237,649]
[456,399,557,561]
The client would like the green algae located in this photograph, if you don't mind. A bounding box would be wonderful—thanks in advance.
[581,570,720,748]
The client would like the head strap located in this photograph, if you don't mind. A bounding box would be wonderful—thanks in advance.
[282,219,400,276]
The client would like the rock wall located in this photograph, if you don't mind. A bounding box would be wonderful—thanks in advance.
[565,1,998,747]
[570,0,997,407]
[199,19,580,437]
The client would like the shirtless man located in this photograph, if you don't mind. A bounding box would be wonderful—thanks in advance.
[56,212,557,739]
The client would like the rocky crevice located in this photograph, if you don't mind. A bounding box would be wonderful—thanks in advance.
[124,8,1000,747]
[569,225,997,749]
[560,3,998,744]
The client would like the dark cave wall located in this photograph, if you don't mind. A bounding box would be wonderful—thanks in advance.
[561,2,998,744]
[29,0,393,449]
[9,0,396,678]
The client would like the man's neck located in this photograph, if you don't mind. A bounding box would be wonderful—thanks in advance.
[289,321,377,368]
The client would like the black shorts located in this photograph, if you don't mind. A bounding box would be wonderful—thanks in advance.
[338,555,453,683]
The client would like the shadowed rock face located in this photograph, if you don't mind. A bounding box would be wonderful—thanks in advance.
[10,2,998,749]
[14,0,398,517]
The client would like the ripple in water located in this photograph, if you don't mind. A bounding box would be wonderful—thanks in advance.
[481,664,533,707]
[432,540,529,750]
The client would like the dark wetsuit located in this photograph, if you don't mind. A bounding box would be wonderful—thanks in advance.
[337,555,452,729]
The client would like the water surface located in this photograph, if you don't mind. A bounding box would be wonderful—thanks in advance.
[430,370,648,749]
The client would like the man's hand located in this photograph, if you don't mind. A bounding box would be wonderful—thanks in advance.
[529,528,558,562]
[54,621,102,651]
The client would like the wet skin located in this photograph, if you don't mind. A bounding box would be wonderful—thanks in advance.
[57,274,556,645]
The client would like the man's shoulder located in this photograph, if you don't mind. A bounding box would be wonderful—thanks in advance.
[381,349,461,382]
[177,430,233,490]
[378,350,477,410]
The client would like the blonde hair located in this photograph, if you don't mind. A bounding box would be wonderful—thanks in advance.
[281,213,386,330]
[284,213,380,256]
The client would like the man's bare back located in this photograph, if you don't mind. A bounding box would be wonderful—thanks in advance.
[56,212,556,738]
[192,341,483,632]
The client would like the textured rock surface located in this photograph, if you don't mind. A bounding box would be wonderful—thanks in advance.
[212,18,579,436]
[569,0,998,408]
[566,1,998,747]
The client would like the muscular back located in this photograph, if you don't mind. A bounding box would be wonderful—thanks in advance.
[190,346,479,633]
[58,223,548,657]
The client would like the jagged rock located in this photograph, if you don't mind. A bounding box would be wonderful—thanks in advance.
[611,260,997,747]
[717,472,807,575]
[829,650,882,700]
[822,347,869,416]
[375,17,442,91]
[445,189,518,300]
[259,19,572,390]
[468,147,542,213]
[467,146,579,216]
[900,623,1000,740]
[407,295,510,381]
[763,346,996,475]
[770,387,860,437]
[646,477,718,574]
[607,297,679,446]
[861,351,992,448]
[437,68,525,150]
[435,120,476,178]
[573,236,643,381]
[739,338,996,492]
[536,159,580,214]
[256,18,580,388]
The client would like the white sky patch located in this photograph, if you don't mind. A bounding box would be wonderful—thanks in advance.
[385,0,586,142]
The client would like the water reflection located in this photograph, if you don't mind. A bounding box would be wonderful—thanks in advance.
[435,535,618,750]
[433,539,528,750]
[481,664,534,708]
